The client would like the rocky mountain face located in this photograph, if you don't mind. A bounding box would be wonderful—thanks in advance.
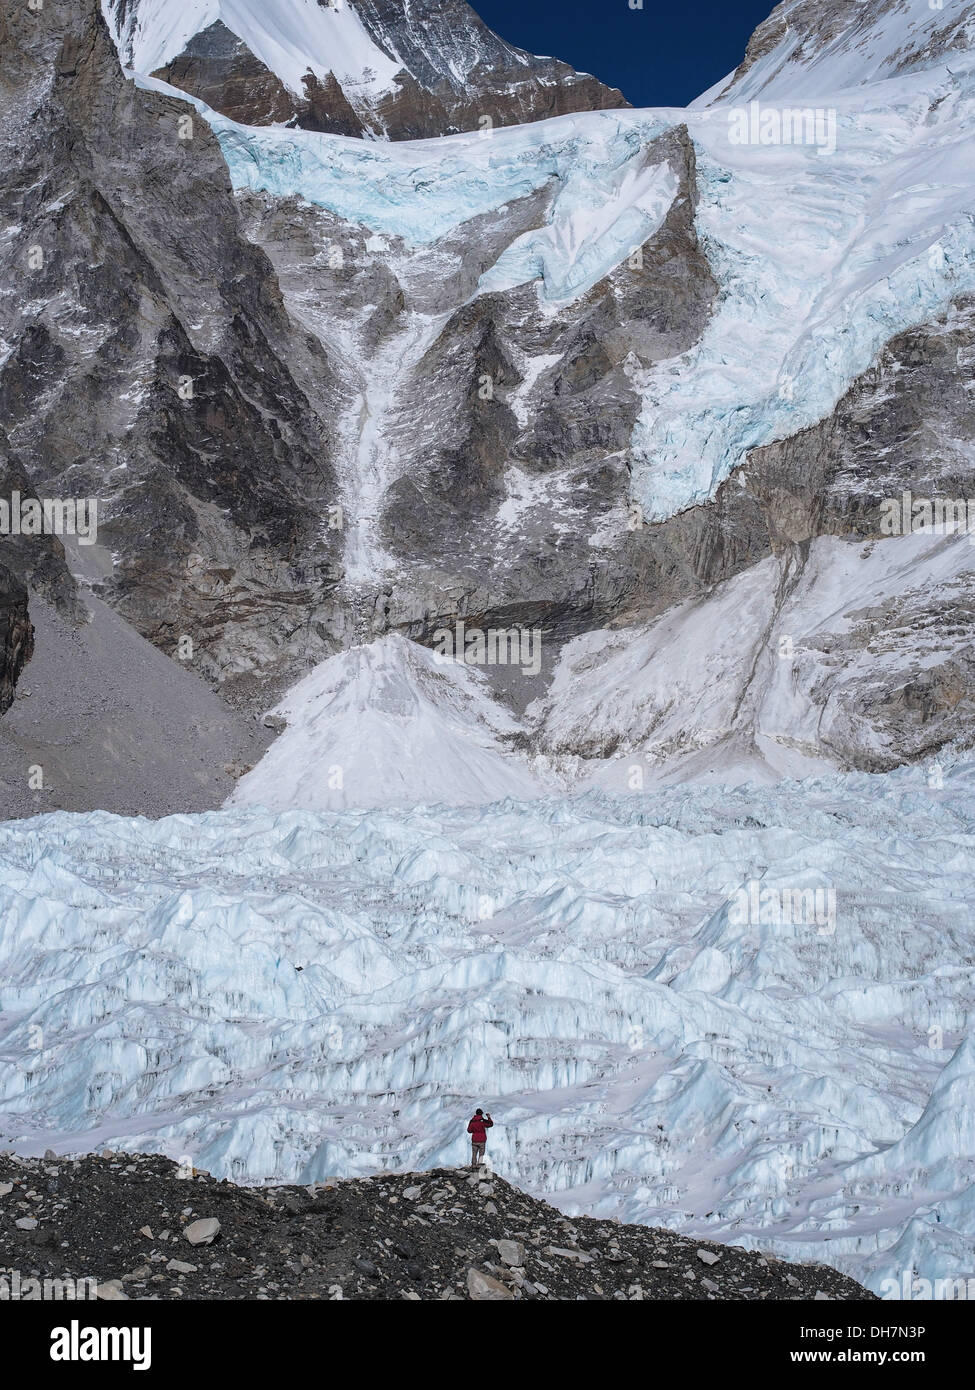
[527,296,975,783]
[0,1151,873,1300]
[0,0,358,815]
[0,428,80,718]
[0,0,349,710]
[371,123,722,645]
[229,116,720,654]
[106,0,629,139]
[225,0,974,788]
[2,0,974,814]
[0,564,31,717]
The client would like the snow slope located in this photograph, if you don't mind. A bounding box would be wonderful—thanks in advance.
[533,530,975,788]
[692,0,975,105]
[228,634,544,811]
[222,529,975,811]
[103,0,402,98]
[2,761,974,1296]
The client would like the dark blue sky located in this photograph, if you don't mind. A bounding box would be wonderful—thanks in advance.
[475,0,778,108]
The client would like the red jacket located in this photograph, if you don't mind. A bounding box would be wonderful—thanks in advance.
[467,1114,493,1144]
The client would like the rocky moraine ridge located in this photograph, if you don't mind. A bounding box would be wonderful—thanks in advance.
[0,1152,874,1301]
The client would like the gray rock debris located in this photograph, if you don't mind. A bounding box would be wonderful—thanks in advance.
[496,1239,525,1267]
[467,1267,516,1301]
[184,1217,221,1246]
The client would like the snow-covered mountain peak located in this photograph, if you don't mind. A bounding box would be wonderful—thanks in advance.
[101,0,629,137]
[104,0,403,97]
[695,0,975,104]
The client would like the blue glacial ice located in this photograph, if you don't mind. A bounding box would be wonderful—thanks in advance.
[2,759,974,1296]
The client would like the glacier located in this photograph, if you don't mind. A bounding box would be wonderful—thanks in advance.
[12,0,970,1309]
[634,62,975,519]
[132,49,975,523]
[2,760,974,1297]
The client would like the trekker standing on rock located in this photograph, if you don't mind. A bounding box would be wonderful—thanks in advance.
[467,1108,493,1169]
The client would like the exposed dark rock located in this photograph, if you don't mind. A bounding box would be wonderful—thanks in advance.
[0,0,348,708]
[0,562,31,717]
[151,20,299,126]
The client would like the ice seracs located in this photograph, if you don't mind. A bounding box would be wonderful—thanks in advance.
[2,760,975,1296]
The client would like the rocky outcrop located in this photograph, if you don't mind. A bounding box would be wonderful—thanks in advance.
[0,433,81,619]
[149,20,299,126]
[0,430,79,718]
[625,293,975,612]
[0,564,31,717]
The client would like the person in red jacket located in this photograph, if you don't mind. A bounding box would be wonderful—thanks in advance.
[467,1108,493,1169]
